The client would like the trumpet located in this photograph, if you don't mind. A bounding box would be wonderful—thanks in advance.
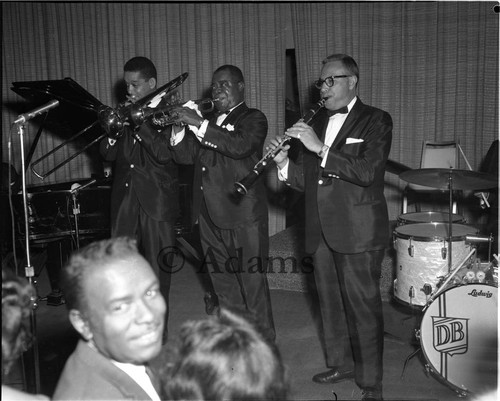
[98,98,214,138]
[234,98,326,195]
[150,98,215,127]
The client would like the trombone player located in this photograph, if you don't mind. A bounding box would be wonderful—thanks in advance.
[99,56,179,342]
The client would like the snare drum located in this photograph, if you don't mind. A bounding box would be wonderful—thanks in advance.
[393,223,477,306]
[398,211,465,225]
[420,284,498,396]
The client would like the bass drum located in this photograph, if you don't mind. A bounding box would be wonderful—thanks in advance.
[419,284,498,396]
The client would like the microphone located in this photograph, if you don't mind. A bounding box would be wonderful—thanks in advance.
[70,179,97,194]
[14,99,60,124]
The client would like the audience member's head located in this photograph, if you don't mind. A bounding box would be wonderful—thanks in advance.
[2,267,35,375]
[162,308,288,400]
[62,236,166,365]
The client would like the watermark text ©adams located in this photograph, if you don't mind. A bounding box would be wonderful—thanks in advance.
[157,246,314,274]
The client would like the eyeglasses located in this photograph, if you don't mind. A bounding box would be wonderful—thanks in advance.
[314,75,350,89]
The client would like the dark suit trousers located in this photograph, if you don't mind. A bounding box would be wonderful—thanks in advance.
[112,187,175,319]
[313,233,385,389]
[198,200,275,341]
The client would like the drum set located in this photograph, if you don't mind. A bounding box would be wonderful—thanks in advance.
[395,168,498,397]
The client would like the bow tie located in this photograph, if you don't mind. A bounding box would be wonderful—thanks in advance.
[327,106,348,117]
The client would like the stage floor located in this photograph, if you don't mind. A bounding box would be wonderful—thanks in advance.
[3,227,498,401]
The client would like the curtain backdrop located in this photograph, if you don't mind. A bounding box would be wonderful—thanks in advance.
[291,1,498,222]
[2,2,287,234]
[2,2,498,234]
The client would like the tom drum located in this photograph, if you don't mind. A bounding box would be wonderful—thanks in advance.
[393,223,477,306]
[397,211,465,226]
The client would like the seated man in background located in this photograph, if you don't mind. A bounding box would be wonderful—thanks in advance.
[2,267,49,400]
[53,237,166,400]
[161,308,288,401]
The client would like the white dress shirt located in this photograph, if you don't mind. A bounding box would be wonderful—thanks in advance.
[278,97,357,180]
[111,361,160,401]
[170,101,242,146]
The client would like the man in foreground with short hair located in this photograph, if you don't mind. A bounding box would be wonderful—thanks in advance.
[53,237,165,400]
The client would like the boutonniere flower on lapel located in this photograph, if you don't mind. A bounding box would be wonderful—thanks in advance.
[224,123,235,131]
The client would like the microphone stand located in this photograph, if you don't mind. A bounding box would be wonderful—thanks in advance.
[15,122,41,393]
[71,192,81,249]
[69,179,96,250]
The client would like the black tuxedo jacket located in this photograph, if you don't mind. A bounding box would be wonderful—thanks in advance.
[172,102,268,229]
[100,121,179,224]
[287,98,393,254]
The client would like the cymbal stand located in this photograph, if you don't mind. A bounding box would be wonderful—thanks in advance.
[15,122,41,393]
[447,170,454,272]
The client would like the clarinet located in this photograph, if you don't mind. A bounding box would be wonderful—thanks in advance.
[234,98,326,195]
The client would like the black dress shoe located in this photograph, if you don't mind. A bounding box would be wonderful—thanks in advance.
[312,367,355,384]
[361,387,383,400]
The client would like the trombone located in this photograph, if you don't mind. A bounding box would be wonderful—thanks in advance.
[31,72,190,180]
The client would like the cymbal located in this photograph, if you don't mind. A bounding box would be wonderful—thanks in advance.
[399,168,498,190]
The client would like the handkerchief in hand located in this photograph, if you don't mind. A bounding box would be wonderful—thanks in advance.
[183,100,203,117]
[346,137,364,144]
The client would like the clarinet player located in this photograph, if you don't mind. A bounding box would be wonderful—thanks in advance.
[268,54,392,401]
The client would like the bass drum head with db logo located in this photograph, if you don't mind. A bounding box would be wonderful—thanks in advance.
[420,284,498,396]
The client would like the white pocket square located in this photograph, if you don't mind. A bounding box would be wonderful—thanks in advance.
[346,137,364,144]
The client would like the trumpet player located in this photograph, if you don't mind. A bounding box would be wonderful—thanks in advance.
[169,65,275,342]
[268,54,392,401]
[99,57,179,343]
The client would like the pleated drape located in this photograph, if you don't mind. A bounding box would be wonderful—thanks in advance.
[2,2,288,234]
[290,2,498,221]
[2,2,498,231]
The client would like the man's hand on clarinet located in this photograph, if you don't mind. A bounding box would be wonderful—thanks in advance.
[268,136,290,169]
[285,122,323,154]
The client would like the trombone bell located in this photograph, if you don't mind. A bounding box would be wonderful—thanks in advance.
[98,105,124,139]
